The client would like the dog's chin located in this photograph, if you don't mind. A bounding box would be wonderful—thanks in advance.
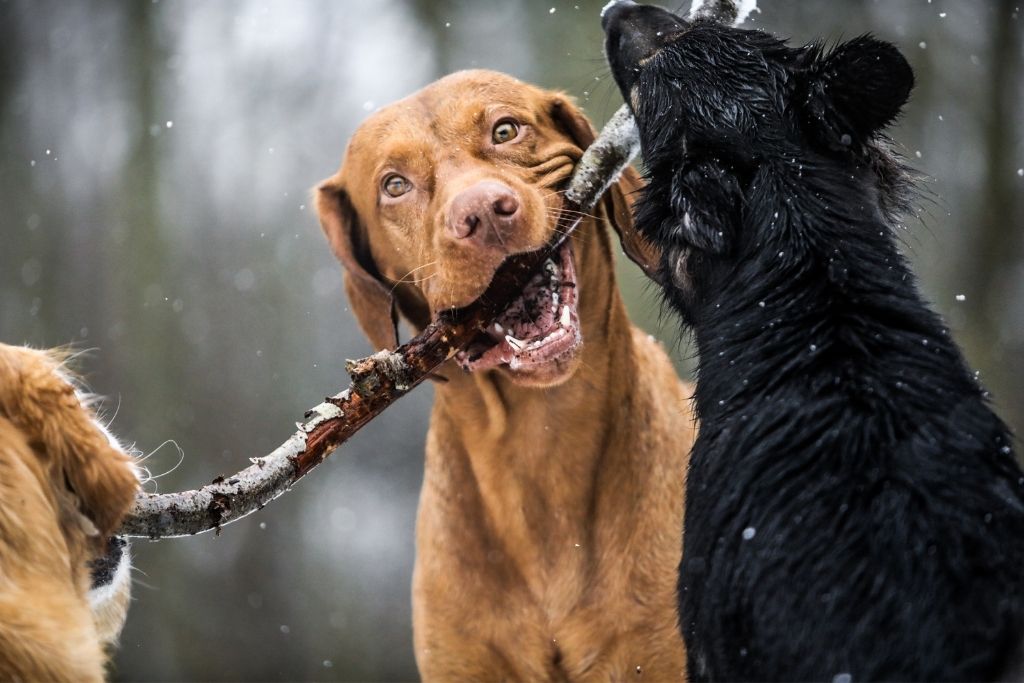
[453,239,583,386]
[498,351,582,387]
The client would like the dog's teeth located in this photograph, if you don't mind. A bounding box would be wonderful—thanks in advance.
[526,327,569,352]
[505,334,525,350]
[560,305,571,328]
[493,322,504,334]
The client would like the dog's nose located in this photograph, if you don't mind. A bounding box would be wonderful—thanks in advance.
[603,1,686,89]
[447,181,521,249]
[600,0,637,32]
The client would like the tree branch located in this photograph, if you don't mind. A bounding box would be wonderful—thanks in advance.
[120,0,753,539]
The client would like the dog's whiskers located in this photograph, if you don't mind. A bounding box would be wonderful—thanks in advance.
[390,261,439,291]
[138,439,186,493]
[546,207,600,221]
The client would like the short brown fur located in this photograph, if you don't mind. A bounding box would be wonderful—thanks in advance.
[318,70,696,681]
[0,344,139,682]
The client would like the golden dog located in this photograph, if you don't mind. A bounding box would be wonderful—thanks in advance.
[0,344,139,682]
[318,70,696,681]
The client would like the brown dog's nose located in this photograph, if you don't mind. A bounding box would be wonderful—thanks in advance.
[447,181,521,248]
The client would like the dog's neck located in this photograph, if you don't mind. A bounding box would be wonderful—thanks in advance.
[434,219,636,440]
[691,157,968,423]
[425,218,648,568]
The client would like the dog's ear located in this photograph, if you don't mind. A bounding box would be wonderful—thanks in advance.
[550,94,598,150]
[316,178,400,351]
[0,347,138,538]
[549,96,661,280]
[57,417,138,539]
[603,165,663,283]
[803,36,914,150]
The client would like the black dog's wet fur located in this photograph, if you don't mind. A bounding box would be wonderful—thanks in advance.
[607,11,1024,682]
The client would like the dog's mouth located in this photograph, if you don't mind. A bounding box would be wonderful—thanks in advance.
[455,239,582,374]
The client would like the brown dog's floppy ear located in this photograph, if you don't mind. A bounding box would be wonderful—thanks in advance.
[549,96,662,281]
[602,165,663,283]
[550,94,598,150]
[0,346,138,538]
[316,178,399,351]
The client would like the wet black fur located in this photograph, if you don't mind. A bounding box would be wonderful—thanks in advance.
[606,9,1024,682]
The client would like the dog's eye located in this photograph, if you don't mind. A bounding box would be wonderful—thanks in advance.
[382,174,411,198]
[492,120,520,144]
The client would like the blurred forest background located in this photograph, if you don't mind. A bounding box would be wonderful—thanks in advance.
[1,0,1022,680]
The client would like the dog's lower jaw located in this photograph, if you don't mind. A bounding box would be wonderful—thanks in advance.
[497,349,583,388]
[88,537,132,648]
[454,238,584,386]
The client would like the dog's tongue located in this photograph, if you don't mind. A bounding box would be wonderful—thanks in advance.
[455,240,581,373]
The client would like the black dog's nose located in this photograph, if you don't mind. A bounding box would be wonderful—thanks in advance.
[603,2,686,82]
[600,0,638,32]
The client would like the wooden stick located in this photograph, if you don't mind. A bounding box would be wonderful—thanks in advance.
[120,108,639,538]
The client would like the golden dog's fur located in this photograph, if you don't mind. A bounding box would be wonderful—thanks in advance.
[0,343,139,683]
[318,70,696,681]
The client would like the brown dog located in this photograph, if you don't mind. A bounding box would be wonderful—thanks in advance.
[317,70,696,681]
[0,344,139,682]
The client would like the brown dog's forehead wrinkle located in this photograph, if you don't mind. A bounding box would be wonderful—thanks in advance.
[341,107,441,204]
[342,69,555,188]
[418,69,549,138]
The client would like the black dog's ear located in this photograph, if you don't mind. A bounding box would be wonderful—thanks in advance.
[803,35,914,150]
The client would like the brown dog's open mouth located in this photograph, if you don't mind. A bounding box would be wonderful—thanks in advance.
[455,240,582,373]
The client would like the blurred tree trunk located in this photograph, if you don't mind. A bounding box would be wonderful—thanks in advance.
[0,2,22,245]
[407,0,458,74]
[961,0,1023,435]
[0,3,18,136]
[0,1,23,336]
[0,2,59,345]
[108,1,183,437]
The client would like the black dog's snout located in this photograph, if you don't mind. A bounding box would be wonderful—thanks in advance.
[603,1,686,94]
[600,0,638,32]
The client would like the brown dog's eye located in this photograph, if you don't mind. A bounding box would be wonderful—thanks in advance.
[382,174,411,198]
[492,120,520,144]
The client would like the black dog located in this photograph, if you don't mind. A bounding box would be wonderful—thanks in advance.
[603,2,1024,680]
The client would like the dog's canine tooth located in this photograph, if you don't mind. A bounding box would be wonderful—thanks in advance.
[504,334,525,350]
[560,305,571,328]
